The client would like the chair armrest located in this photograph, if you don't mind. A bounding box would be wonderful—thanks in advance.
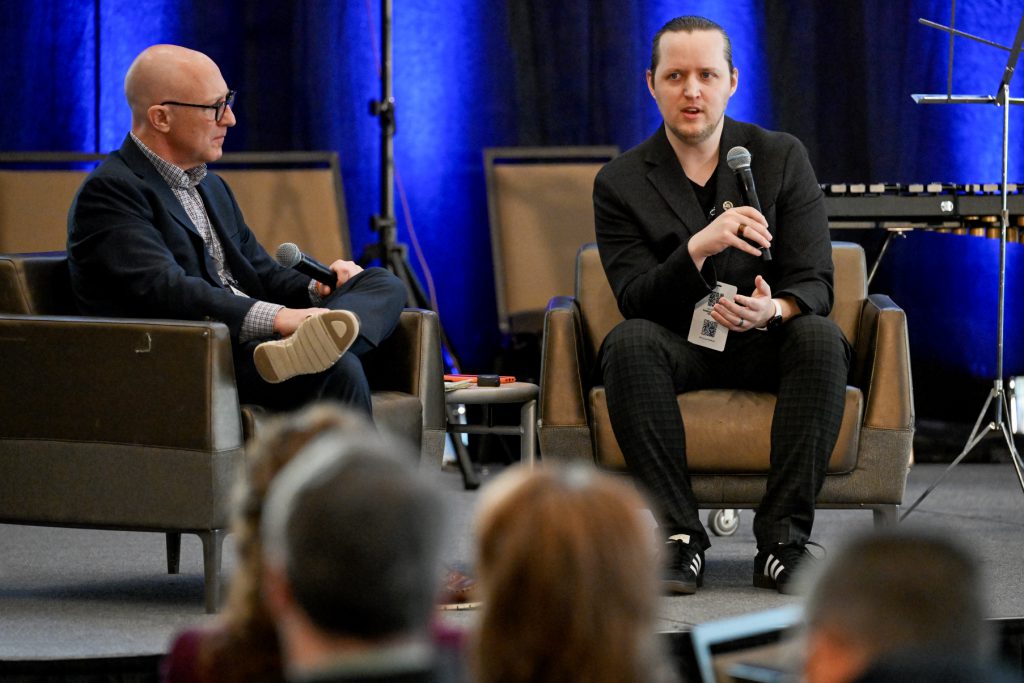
[362,308,445,433]
[852,294,915,431]
[0,253,77,315]
[0,314,242,451]
[539,296,589,428]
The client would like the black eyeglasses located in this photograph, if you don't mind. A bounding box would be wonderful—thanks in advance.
[160,90,236,122]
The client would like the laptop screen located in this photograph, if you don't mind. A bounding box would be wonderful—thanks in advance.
[688,605,804,683]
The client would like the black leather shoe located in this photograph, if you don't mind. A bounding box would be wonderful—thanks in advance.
[753,542,823,595]
[664,535,704,595]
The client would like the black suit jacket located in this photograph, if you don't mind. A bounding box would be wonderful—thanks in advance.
[594,117,833,336]
[68,135,311,340]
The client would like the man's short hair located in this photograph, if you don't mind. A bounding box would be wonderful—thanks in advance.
[649,15,734,75]
[262,429,445,639]
[803,528,991,660]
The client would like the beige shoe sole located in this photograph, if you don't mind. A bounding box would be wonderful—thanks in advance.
[253,310,360,384]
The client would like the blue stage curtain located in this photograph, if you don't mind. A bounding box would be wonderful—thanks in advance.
[1,0,1022,370]
[0,2,98,151]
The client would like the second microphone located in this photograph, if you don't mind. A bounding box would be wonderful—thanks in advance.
[275,242,337,288]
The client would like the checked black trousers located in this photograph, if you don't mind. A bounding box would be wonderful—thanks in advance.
[599,314,851,551]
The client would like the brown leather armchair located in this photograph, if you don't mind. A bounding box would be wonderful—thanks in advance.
[539,241,914,526]
[0,252,445,612]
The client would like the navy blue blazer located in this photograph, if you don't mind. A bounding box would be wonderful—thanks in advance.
[594,117,833,336]
[68,135,311,340]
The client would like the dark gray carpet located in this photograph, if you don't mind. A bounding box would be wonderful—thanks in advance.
[1,461,1022,661]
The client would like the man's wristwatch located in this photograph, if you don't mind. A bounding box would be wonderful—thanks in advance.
[759,299,783,331]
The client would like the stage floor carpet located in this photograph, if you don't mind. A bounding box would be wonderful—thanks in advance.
[2,461,1023,673]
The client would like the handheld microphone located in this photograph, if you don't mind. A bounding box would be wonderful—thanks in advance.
[275,242,336,288]
[726,146,772,262]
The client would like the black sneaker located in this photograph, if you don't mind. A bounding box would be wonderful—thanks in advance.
[753,542,823,595]
[663,534,705,595]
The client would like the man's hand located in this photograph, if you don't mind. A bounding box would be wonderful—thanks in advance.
[711,275,775,333]
[273,307,331,337]
[314,259,364,298]
[687,206,771,269]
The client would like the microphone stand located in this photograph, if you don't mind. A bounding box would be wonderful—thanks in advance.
[901,10,1024,519]
[361,0,478,489]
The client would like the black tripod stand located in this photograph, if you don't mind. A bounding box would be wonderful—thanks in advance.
[361,0,479,488]
[362,0,435,316]
[902,9,1024,519]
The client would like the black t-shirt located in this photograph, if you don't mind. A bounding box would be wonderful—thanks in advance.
[689,173,718,221]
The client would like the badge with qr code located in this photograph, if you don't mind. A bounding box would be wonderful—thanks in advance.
[687,282,737,351]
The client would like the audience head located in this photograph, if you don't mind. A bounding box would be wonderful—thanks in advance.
[226,404,378,625]
[472,463,673,683]
[260,418,446,667]
[195,403,378,683]
[124,44,235,167]
[802,528,991,683]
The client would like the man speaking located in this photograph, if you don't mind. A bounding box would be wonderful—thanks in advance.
[594,16,850,595]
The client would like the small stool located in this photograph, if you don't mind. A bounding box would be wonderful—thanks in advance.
[445,382,539,487]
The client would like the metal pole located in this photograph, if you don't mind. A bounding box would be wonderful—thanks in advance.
[380,0,396,249]
[995,80,1011,421]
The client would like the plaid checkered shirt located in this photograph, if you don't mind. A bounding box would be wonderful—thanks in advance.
[129,133,322,341]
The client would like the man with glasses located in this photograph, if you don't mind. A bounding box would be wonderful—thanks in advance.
[161,89,236,125]
[68,44,406,413]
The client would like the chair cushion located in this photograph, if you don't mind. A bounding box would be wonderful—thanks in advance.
[830,241,866,343]
[589,386,862,474]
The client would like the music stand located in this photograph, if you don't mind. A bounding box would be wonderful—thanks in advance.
[902,11,1024,519]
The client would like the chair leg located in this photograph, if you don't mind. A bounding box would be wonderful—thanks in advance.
[445,404,480,490]
[197,529,227,614]
[166,532,181,574]
[520,398,537,467]
[872,505,899,527]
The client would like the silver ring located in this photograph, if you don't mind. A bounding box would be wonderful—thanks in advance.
[738,318,745,327]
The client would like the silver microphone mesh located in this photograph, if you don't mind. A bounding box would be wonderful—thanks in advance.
[275,242,301,267]
[726,146,752,171]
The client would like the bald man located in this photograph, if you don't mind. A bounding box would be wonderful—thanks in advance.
[68,45,406,413]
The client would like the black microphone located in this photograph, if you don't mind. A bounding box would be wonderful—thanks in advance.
[275,242,336,288]
[726,146,772,262]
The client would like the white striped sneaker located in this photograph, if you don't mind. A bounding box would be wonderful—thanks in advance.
[663,534,705,595]
[253,310,360,384]
[753,542,824,595]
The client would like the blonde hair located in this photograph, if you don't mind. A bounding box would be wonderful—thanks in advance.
[472,464,670,683]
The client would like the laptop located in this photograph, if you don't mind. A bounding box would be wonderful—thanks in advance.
[688,605,804,683]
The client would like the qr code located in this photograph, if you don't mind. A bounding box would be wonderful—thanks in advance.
[701,319,718,337]
[708,291,723,306]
